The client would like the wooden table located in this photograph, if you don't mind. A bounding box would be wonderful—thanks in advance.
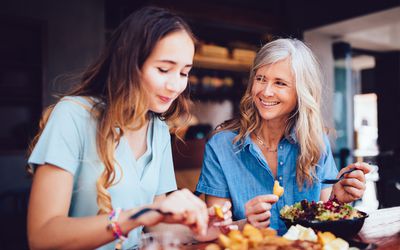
[358,206,400,249]
[182,207,400,250]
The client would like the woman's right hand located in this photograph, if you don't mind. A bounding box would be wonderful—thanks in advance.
[245,194,278,229]
[144,189,209,236]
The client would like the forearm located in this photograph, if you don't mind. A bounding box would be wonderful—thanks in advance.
[28,209,141,250]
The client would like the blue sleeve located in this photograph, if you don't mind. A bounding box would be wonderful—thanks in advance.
[319,135,339,189]
[196,139,230,198]
[28,100,85,175]
[156,128,177,195]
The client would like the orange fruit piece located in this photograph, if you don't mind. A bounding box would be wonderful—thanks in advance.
[273,180,284,197]
[214,205,224,219]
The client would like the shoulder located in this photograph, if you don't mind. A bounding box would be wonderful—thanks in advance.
[48,96,96,130]
[54,96,94,116]
[321,133,333,153]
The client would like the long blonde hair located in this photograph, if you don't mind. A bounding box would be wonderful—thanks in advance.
[217,38,325,188]
[28,6,194,214]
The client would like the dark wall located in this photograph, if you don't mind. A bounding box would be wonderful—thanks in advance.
[0,0,105,192]
[375,52,400,207]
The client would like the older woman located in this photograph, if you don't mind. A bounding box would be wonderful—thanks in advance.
[196,38,371,234]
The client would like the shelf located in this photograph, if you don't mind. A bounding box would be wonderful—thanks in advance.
[193,54,252,72]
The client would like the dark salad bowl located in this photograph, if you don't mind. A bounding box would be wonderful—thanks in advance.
[280,211,368,239]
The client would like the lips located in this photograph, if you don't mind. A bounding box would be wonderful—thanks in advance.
[158,95,173,103]
[259,98,280,107]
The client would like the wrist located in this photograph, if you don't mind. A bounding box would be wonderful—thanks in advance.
[119,207,144,233]
[107,208,127,249]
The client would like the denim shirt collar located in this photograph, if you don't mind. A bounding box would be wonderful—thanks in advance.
[242,128,297,149]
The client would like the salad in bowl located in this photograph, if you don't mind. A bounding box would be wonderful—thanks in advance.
[280,199,368,238]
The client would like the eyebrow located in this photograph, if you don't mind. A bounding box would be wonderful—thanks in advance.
[255,74,292,84]
[275,77,292,84]
[156,59,192,68]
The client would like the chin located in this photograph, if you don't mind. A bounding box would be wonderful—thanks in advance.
[149,105,171,114]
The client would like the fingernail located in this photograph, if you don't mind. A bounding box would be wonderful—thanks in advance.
[222,201,229,212]
[228,225,239,230]
[213,222,221,227]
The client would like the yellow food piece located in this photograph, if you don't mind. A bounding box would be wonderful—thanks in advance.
[273,180,284,197]
[205,243,221,250]
[242,224,262,239]
[263,236,291,246]
[228,230,245,242]
[242,224,263,248]
[323,238,349,250]
[259,227,277,238]
[318,231,337,246]
[213,205,224,219]
[218,234,231,248]
[230,238,248,250]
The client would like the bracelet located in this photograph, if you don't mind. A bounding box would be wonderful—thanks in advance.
[107,208,127,250]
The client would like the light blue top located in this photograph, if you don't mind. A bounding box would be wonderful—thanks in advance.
[196,130,338,235]
[28,96,177,250]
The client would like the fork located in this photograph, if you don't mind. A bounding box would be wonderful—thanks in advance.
[320,167,357,184]
[130,207,173,220]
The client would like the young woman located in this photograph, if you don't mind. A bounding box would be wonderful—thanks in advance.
[27,7,231,250]
[196,38,371,235]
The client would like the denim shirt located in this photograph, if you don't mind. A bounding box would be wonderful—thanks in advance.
[196,130,338,235]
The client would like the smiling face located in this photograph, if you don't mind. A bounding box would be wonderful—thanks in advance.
[140,30,194,114]
[251,57,297,124]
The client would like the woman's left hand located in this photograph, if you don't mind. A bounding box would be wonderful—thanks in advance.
[332,162,372,203]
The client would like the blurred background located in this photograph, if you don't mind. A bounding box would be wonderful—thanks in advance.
[1,0,400,248]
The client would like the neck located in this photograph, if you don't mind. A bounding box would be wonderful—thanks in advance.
[258,121,286,148]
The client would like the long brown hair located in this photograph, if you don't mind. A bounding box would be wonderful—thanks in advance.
[216,39,326,189]
[28,6,195,214]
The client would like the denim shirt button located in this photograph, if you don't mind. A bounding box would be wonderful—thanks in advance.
[278,176,282,180]
[279,146,283,150]
[279,161,284,165]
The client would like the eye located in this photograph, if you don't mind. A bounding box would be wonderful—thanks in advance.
[180,72,189,77]
[157,68,168,73]
[255,75,264,83]
[276,81,287,86]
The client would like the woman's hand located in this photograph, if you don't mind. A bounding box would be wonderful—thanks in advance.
[332,162,372,203]
[245,194,278,229]
[136,189,208,236]
[195,201,234,242]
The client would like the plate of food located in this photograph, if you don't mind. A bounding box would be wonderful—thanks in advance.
[279,199,368,238]
[205,223,354,250]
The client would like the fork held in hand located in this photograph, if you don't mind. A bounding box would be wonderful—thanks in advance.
[321,167,357,184]
[130,208,172,220]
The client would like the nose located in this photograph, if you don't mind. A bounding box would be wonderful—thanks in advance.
[263,83,275,96]
[166,74,187,93]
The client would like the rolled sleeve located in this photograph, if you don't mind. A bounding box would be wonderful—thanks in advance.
[28,100,84,175]
[319,135,339,189]
[196,141,230,198]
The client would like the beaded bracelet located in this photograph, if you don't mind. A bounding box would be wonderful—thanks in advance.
[107,208,127,250]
